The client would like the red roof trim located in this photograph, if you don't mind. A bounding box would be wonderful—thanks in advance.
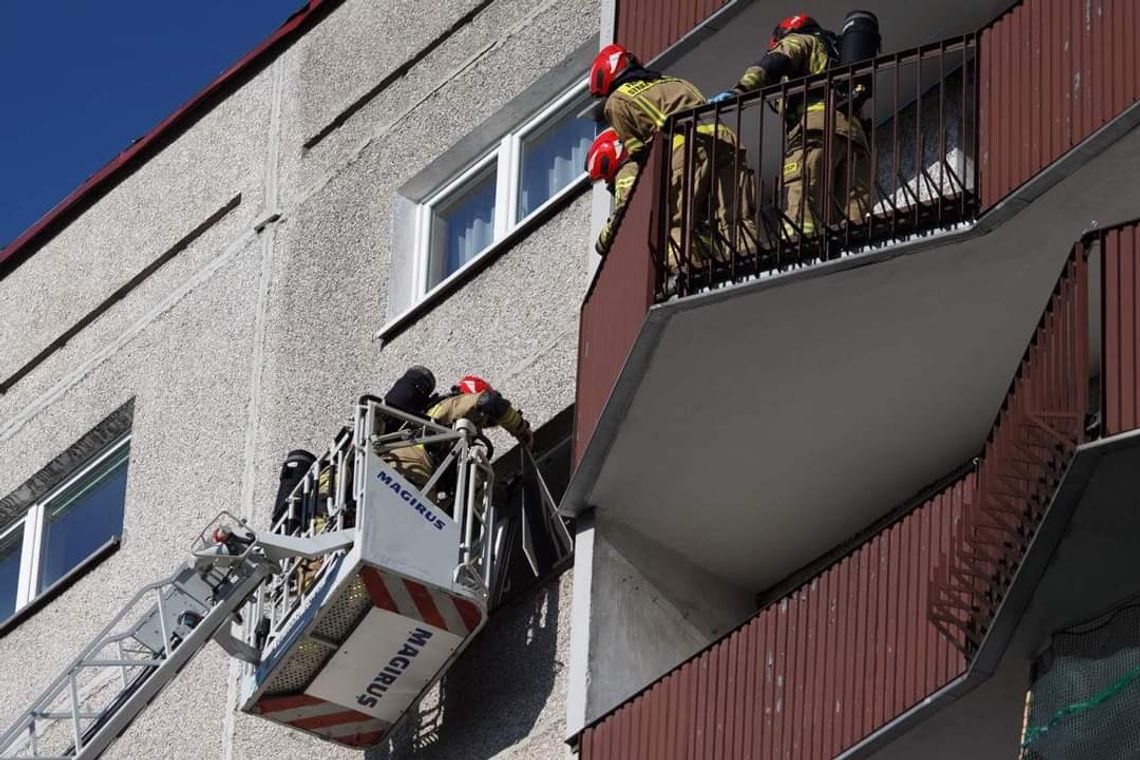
[0,0,344,279]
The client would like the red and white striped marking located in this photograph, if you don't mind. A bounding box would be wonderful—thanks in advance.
[359,567,484,637]
[253,568,485,745]
[253,693,389,748]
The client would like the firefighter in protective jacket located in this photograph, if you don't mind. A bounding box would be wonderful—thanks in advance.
[589,44,758,269]
[385,375,532,502]
[715,14,871,237]
[586,128,638,254]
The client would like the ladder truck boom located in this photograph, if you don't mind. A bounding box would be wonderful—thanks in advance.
[0,515,352,760]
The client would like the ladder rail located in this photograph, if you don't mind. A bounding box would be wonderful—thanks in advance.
[0,559,271,760]
[68,565,272,760]
[0,511,361,760]
[0,564,192,750]
[0,558,266,760]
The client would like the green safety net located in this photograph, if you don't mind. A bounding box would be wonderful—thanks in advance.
[1021,604,1140,759]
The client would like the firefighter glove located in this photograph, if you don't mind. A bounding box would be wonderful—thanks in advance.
[596,224,615,256]
[514,423,534,450]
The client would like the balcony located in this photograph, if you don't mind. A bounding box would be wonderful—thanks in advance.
[567,9,1140,595]
[564,0,1140,729]
[574,217,1140,759]
[657,35,980,299]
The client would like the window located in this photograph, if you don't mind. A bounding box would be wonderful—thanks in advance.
[516,94,596,221]
[414,81,595,296]
[425,160,499,290]
[0,527,22,620]
[2,435,129,621]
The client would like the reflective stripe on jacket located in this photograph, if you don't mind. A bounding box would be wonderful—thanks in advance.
[736,32,832,92]
[426,391,528,437]
[604,76,706,156]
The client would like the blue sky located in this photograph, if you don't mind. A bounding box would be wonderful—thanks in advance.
[0,0,305,247]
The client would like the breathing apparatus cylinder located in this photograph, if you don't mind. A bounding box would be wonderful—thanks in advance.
[838,10,881,105]
[839,10,881,66]
[272,449,316,526]
[384,365,437,417]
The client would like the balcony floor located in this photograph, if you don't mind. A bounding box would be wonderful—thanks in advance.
[565,118,1140,591]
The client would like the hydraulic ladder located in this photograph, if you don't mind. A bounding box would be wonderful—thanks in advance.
[0,514,351,760]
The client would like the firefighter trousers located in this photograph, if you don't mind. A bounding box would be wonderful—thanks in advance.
[781,119,871,238]
[667,131,760,272]
[383,444,485,519]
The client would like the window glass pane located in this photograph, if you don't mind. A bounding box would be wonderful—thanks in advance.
[517,107,595,221]
[428,167,497,289]
[0,525,22,620]
[38,444,129,593]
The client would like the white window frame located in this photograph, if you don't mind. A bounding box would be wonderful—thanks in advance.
[2,516,28,611]
[3,434,130,619]
[411,80,591,304]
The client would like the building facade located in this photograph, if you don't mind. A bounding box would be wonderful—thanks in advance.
[569,0,1140,758]
[0,0,597,757]
[3,0,1140,758]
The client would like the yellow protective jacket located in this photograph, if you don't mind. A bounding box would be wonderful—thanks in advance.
[427,390,530,439]
[605,76,706,156]
[597,75,706,254]
[596,160,640,255]
[732,32,861,137]
[735,32,832,92]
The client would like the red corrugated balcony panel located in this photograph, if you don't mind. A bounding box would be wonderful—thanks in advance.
[579,476,972,760]
[979,0,1140,209]
[928,246,1089,654]
[1098,220,1140,435]
[615,0,729,63]
[576,229,1119,757]
[573,140,663,467]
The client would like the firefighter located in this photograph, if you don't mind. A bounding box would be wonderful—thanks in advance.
[586,128,637,256]
[317,364,438,507]
[589,43,758,270]
[711,14,872,238]
[384,375,532,507]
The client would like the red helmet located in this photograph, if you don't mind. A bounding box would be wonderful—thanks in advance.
[585,128,629,183]
[769,14,821,50]
[589,43,634,98]
[457,375,492,394]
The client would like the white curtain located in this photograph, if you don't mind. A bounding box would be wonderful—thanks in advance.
[518,116,594,220]
[430,172,497,287]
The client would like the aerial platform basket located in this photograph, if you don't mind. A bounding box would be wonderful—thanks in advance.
[0,397,568,759]
[239,398,500,748]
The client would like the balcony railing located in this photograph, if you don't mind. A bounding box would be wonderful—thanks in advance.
[574,1,1140,476]
[576,215,1140,759]
[659,36,979,299]
[571,39,981,468]
[928,246,1090,655]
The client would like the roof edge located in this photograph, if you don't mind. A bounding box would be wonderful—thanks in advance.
[0,0,345,279]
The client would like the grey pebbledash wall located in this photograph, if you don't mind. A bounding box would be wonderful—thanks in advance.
[0,0,597,758]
